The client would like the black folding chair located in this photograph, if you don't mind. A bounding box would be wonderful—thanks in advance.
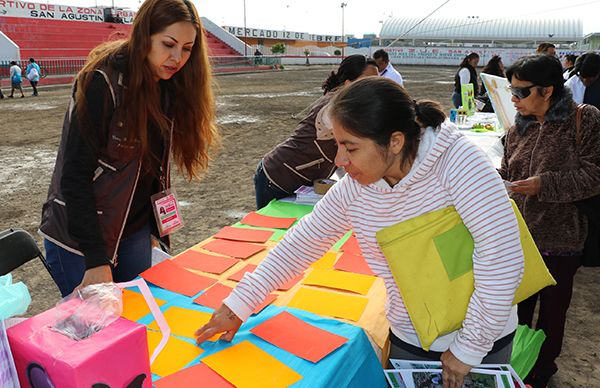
[0,228,50,276]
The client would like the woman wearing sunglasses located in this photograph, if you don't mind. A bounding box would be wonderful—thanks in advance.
[499,54,600,388]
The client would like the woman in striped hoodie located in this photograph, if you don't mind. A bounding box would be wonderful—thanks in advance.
[196,77,524,388]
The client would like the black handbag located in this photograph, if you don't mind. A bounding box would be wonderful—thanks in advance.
[574,104,600,267]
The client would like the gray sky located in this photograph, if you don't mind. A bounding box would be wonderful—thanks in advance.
[48,0,600,37]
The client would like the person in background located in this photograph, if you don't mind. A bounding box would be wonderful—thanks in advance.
[479,55,505,112]
[373,49,404,86]
[577,52,600,109]
[565,53,588,103]
[565,52,600,108]
[500,54,600,388]
[562,54,577,80]
[26,58,41,96]
[253,48,263,65]
[9,61,25,98]
[253,55,379,209]
[452,52,479,108]
[536,42,556,56]
[39,0,219,297]
[197,78,524,388]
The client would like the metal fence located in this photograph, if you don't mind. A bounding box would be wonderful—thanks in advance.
[0,58,86,79]
[0,56,281,79]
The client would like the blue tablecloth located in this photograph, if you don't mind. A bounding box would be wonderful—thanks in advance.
[134,284,386,387]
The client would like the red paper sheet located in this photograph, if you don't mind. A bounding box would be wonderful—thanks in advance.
[140,260,216,297]
[278,274,304,291]
[334,252,374,276]
[253,294,278,315]
[154,363,234,388]
[340,234,362,255]
[227,264,301,291]
[241,211,297,229]
[173,250,239,275]
[250,311,348,362]
[201,239,266,259]
[227,264,257,282]
[213,226,274,243]
[193,283,233,309]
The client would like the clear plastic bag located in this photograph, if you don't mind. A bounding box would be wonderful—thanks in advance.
[51,283,123,341]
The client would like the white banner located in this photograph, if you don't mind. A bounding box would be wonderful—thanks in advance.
[0,1,134,23]
[224,25,345,43]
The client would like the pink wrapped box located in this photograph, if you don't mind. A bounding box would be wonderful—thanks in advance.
[7,307,151,388]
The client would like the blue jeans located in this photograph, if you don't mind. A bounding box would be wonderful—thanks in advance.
[451,91,462,108]
[44,224,152,297]
[254,160,290,209]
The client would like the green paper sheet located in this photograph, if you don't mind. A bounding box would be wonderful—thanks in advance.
[232,200,315,241]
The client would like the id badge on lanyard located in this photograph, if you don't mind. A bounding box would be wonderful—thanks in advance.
[150,120,183,237]
[151,188,184,237]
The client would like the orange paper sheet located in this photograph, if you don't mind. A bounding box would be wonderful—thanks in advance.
[250,311,348,363]
[213,226,274,243]
[148,306,217,339]
[121,289,166,322]
[340,234,362,255]
[193,283,233,310]
[302,268,376,295]
[155,363,234,388]
[333,252,375,276]
[201,239,266,259]
[202,340,303,388]
[253,293,278,315]
[227,264,257,282]
[277,274,304,291]
[288,287,368,322]
[241,211,297,229]
[173,250,239,275]
[140,259,216,297]
[146,330,204,377]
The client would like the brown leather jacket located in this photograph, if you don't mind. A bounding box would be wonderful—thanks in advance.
[262,94,338,193]
[40,63,171,268]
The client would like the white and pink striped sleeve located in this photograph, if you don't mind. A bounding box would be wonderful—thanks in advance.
[223,178,358,321]
[441,136,524,366]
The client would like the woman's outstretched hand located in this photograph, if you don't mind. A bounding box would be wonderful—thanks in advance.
[195,304,243,344]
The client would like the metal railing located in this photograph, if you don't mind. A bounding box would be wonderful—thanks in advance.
[0,56,280,79]
[0,58,86,79]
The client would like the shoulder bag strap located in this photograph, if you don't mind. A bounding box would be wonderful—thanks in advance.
[575,103,588,146]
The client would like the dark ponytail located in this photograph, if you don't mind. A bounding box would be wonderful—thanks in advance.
[322,54,373,94]
[330,77,446,170]
[414,99,446,129]
[459,52,479,68]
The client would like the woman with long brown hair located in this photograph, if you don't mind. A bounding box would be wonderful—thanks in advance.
[40,0,219,297]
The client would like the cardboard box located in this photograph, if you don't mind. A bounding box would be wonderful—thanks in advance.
[7,307,151,388]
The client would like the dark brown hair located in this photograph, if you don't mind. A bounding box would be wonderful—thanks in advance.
[75,0,219,180]
[322,55,376,94]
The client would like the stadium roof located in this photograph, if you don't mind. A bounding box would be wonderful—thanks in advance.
[380,18,583,42]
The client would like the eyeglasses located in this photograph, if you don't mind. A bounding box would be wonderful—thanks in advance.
[507,84,537,100]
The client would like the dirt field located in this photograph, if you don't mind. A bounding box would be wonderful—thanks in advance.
[2,65,598,387]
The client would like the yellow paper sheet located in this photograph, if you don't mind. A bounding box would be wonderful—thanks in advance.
[121,289,166,322]
[148,306,219,341]
[288,287,368,322]
[146,330,203,377]
[302,268,376,295]
[310,252,338,269]
[202,340,303,388]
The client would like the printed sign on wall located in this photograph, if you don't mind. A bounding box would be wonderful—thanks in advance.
[0,0,135,23]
